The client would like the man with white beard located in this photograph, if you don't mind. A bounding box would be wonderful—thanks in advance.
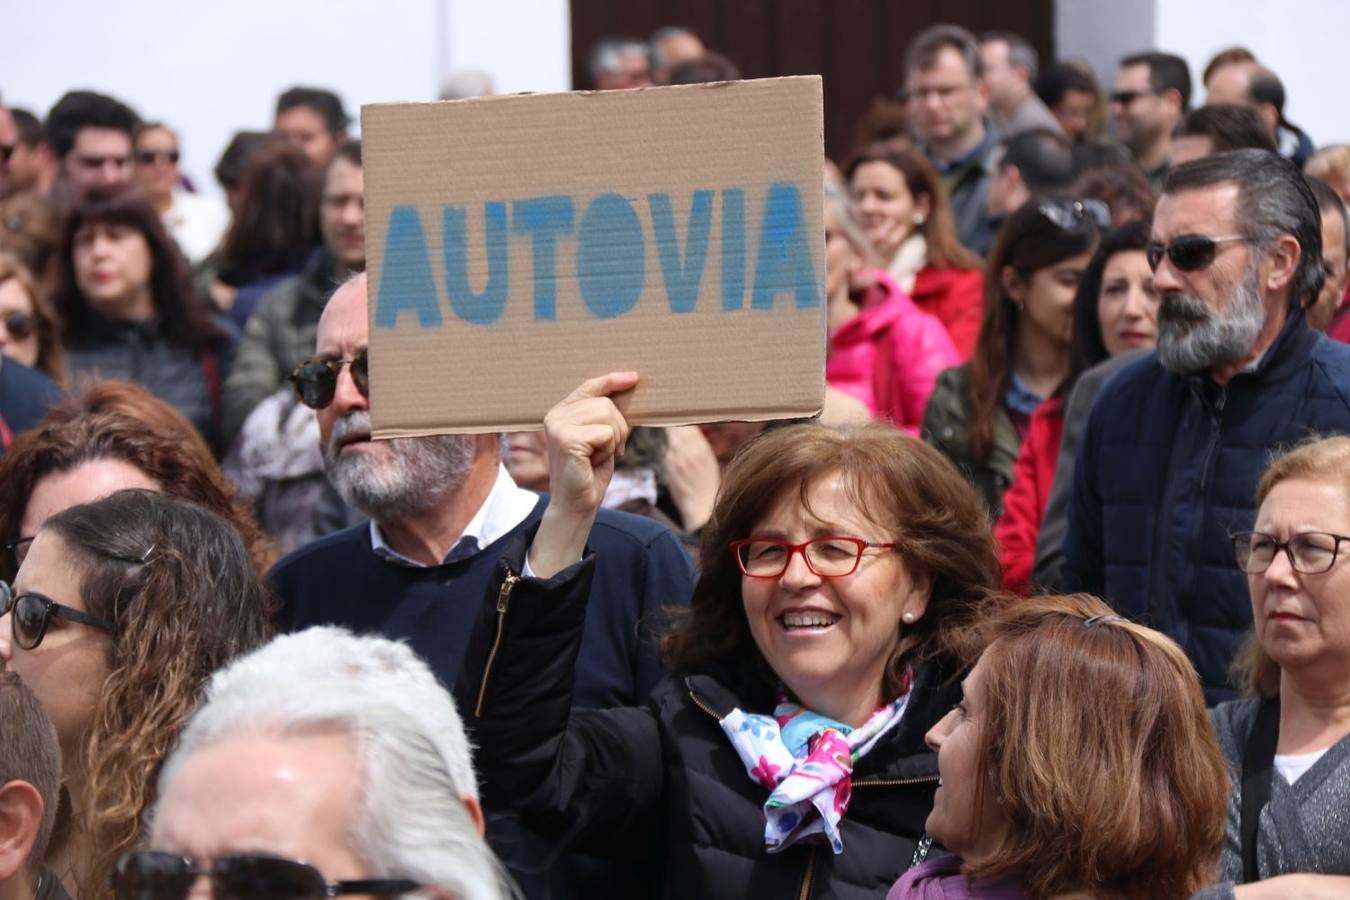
[1061,149,1350,705]
[270,273,694,899]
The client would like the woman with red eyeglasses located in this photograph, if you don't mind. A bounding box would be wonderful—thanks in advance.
[0,489,272,900]
[460,374,998,899]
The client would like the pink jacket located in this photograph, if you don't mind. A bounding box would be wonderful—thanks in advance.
[827,271,961,434]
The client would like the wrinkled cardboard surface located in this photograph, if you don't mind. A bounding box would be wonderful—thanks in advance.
[362,76,825,437]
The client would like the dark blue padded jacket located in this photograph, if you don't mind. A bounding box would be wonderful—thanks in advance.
[1062,314,1350,703]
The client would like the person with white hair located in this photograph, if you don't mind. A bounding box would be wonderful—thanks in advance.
[117,627,512,900]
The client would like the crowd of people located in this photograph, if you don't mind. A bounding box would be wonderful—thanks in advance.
[1,17,1349,900]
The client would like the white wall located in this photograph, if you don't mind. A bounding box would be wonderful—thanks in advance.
[1058,0,1350,148]
[1,0,570,196]
[1156,0,1348,147]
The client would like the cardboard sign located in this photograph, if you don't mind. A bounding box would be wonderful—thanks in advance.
[362,76,825,437]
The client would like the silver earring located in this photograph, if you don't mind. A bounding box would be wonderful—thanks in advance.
[902,611,917,624]
[912,213,925,226]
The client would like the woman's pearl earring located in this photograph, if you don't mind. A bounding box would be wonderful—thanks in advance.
[902,612,917,624]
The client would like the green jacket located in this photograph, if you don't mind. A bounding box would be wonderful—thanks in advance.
[920,363,1020,518]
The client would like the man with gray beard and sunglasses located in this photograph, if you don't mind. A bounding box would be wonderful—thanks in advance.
[269,273,694,900]
[1060,149,1350,705]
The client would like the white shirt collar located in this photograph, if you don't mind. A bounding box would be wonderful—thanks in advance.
[369,464,540,567]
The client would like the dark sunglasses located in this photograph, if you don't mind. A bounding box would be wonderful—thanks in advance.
[112,851,419,900]
[0,580,116,650]
[1109,88,1156,105]
[1035,198,1109,232]
[290,352,369,410]
[0,143,13,164]
[136,149,181,165]
[1145,234,1250,273]
[5,536,33,571]
[2,310,36,340]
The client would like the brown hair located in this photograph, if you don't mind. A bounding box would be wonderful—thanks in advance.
[661,424,998,695]
[0,672,62,875]
[1306,145,1350,186]
[0,251,65,382]
[0,381,274,582]
[1203,46,1257,86]
[964,594,1227,898]
[1234,435,1350,697]
[43,489,273,900]
[220,140,322,280]
[967,201,1099,463]
[844,140,983,271]
[0,192,62,282]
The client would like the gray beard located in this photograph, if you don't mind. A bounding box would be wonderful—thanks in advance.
[323,410,476,522]
[1156,260,1266,374]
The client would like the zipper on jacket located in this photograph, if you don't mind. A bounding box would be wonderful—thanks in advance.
[687,688,727,721]
[473,570,520,718]
[852,774,940,789]
[1181,384,1229,621]
[797,847,816,900]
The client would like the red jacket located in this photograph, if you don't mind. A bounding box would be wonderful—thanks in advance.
[910,265,985,360]
[994,396,1065,594]
[827,271,961,435]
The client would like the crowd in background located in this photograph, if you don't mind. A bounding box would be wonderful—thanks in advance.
[1,17,1350,900]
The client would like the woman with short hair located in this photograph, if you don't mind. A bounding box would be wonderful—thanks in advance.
[1195,436,1350,898]
[892,593,1228,899]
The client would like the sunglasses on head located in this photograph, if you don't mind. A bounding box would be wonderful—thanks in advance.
[289,352,369,410]
[112,851,419,900]
[0,580,116,650]
[1,310,35,340]
[1034,198,1110,232]
[1145,234,1250,273]
[136,149,180,165]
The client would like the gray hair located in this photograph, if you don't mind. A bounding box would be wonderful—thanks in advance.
[1165,149,1325,307]
[587,37,648,81]
[158,627,513,900]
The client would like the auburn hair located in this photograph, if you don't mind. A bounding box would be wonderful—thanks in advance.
[963,594,1227,898]
[844,139,983,271]
[0,381,274,582]
[661,423,998,695]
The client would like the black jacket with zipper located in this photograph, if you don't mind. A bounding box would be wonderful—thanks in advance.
[456,527,957,900]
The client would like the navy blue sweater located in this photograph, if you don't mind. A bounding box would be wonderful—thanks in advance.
[272,496,694,707]
[1063,316,1350,702]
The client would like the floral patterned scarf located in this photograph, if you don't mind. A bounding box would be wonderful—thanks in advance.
[720,691,910,854]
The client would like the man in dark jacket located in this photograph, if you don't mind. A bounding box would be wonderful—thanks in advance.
[1062,149,1350,704]
[271,274,694,898]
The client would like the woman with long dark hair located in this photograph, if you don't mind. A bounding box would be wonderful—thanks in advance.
[921,198,1102,517]
[53,186,235,451]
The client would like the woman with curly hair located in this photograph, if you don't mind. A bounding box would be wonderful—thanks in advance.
[0,381,273,583]
[0,488,273,899]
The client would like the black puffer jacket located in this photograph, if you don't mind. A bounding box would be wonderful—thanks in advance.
[457,530,957,899]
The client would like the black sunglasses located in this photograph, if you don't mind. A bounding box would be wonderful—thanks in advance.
[0,580,116,650]
[136,149,181,165]
[5,536,33,571]
[1145,233,1250,273]
[1035,198,1110,232]
[1109,88,1157,105]
[289,352,369,410]
[2,310,36,340]
[113,851,419,900]
[0,143,13,165]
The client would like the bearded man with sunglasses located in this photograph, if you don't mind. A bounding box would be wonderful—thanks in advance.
[1061,149,1350,705]
[270,273,693,898]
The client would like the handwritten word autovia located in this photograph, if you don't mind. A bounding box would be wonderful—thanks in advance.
[374,183,819,328]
